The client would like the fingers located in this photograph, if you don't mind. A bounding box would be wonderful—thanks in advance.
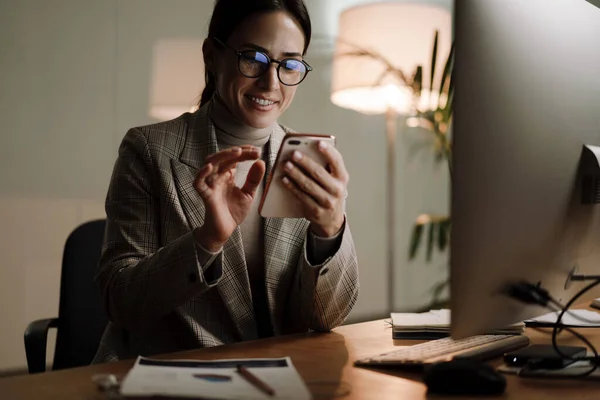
[241,160,266,198]
[288,150,345,198]
[210,168,234,187]
[194,146,261,198]
[204,146,241,164]
[194,162,235,195]
[283,160,334,208]
[217,152,258,173]
[205,146,260,170]
[317,141,350,184]
[195,162,213,182]
[212,147,260,175]
[194,163,214,195]
[282,175,321,213]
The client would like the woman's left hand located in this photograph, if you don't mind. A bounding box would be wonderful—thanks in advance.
[282,140,349,238]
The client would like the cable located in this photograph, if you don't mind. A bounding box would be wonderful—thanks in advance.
[550,279,600,377]
[503,281,552,306]
[505,279,600,377]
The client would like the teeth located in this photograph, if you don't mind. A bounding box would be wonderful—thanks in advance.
[250,96,275,106]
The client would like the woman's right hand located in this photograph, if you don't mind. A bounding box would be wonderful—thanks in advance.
[193,145,266,252]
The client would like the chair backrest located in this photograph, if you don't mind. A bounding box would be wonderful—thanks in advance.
[52,219,108,370]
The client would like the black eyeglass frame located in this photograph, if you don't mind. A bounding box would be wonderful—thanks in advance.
[212,37,313,86]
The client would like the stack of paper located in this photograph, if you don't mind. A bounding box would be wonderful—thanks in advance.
[390,309,525,339]
[119,356,311,400]
[525,309,600,327]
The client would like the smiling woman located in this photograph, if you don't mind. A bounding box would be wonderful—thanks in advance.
[92,0,359,364]
[200,3,312,128]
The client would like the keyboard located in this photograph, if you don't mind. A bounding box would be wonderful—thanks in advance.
[355,334,530,368]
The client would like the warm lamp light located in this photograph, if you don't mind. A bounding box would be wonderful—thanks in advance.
[331,3,452,115]
[331,3,452,313]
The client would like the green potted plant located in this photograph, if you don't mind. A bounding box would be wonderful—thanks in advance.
[331,30,454,309]
[406,32,454,309]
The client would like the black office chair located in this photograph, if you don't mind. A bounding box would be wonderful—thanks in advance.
[24,219,108,373]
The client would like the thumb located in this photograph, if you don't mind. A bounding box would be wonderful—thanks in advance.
[241,160,266,198]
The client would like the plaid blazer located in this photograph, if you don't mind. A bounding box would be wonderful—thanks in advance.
[92,104,360,363]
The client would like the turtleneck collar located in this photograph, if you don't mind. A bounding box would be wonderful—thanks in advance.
[209,95,273,148]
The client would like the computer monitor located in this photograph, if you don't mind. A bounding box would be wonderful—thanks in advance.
[451,0,600,339]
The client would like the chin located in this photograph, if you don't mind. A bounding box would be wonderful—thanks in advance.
[244,116,277,129]
[239,108,280,129]
[235,95,284,129]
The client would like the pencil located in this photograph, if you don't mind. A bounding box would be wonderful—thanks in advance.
[236,364,276,396]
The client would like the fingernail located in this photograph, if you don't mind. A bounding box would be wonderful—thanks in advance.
[319,141,328,150]
[284,161,294,170]
[282,176,290,185]
[293,151,302,161]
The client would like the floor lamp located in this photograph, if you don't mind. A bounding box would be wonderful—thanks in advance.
[330,3,451,314]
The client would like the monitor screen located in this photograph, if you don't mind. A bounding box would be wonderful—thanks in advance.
[451,0,600,338]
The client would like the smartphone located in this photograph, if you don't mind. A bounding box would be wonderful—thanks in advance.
[259,133,336,218]
[503,344,587,369]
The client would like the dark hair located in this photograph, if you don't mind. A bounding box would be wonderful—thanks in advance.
[198,0,312,107]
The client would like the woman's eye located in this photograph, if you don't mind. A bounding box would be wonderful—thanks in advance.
[282,60,305,72]
[241,51,268,64]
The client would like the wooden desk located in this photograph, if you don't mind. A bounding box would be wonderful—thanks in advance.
[1,318,600,399]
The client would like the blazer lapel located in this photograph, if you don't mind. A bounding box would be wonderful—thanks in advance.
[170,105,256,341]
[170,106,217,229]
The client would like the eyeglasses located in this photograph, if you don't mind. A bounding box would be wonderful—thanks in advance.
[213,37,312,86]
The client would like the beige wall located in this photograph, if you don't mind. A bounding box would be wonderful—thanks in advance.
[0,0,452,373]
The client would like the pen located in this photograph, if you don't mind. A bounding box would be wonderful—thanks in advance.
[236,364,276,397]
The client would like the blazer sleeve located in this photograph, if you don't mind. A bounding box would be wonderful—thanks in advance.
[95,128,223,331]
[287,217,360,332]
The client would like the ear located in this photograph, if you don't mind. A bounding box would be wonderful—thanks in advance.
[202,38,217,73]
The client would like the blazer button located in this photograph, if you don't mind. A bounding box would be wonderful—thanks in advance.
[189,272,198,283]
[320,267,329,276]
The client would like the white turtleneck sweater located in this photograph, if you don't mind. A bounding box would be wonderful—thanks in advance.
[195,97,343,338]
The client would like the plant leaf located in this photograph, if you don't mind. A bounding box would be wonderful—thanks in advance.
[373,67,392,87]
[409,223,424,260]
[422,110,436,122]
[437,220,448,251]
[444,89,454,122]
[395,69,410,87]
[430,30,439,93]
[447,71,454,109]
[411,65,423,97]
[435,149,445,164]
[426,222,435,261]
[440,65,454,122]
[439,41,455,99]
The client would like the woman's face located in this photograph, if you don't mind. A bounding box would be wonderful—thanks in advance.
[211,11,306,129]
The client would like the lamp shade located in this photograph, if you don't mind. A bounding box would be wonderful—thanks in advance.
[331,3,452,115]
[149,38,205,120]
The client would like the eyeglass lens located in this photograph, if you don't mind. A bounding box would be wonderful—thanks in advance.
[238,50,307,85]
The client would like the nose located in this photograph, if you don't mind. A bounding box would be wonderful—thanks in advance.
[257,62,279,91]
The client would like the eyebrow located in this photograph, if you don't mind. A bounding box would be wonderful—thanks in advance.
[239,42,303,58]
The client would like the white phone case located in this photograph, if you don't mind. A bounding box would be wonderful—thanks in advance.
[259,133,336,218]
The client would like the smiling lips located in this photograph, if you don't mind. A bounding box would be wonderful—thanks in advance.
[247,95,277,107]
